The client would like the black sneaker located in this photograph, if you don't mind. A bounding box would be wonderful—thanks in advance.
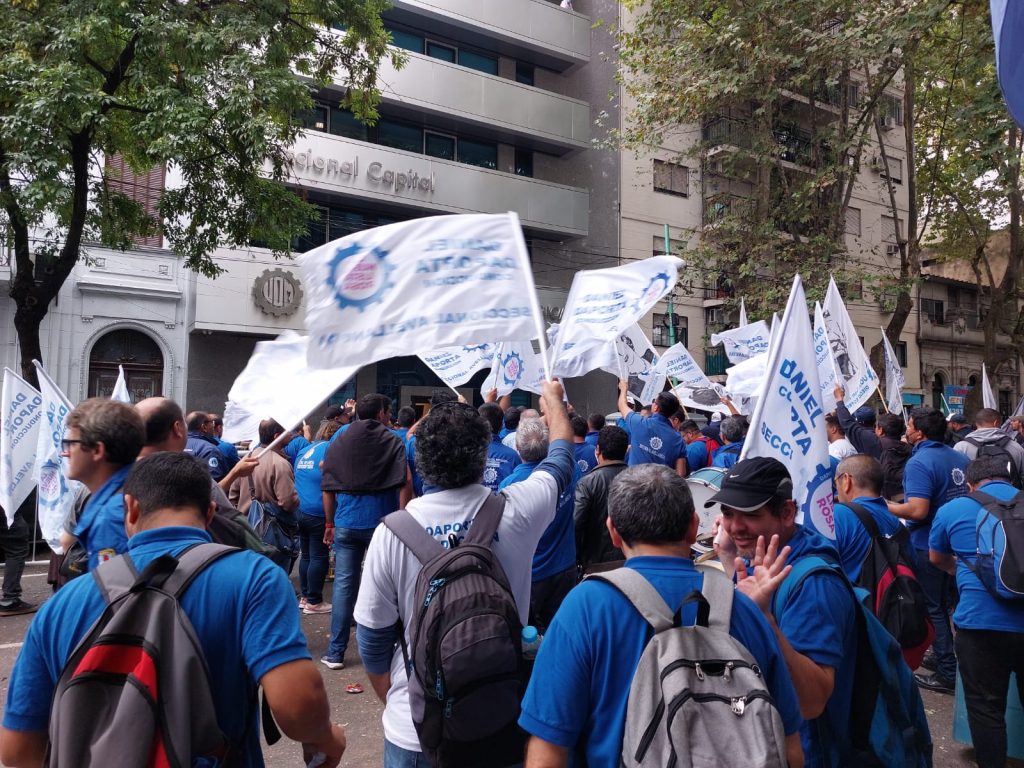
[914,672,955,694]
[919,650,938,672]
[0,599,37,617]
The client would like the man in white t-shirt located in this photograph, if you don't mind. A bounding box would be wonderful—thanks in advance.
[354,380,574,767]
[826,413,858,461]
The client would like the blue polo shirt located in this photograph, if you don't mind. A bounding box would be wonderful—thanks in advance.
[519,556,801,766]
[186,433,225,481]
[830,496,903,581]
[73,464,133,571]
[335,488,400,530]
[483,436,521,491]
[622,412,685,468]
[712,441,744,469]
[499,452,580,580]
[3,527,309,767]
[584,431,599,447]
[216,438,240,472]
[685,438,709,471]
[903,440,970,550]
[930,481,1024,633]
[770,526,857,768]
[573,442,598,475]
[294,440,330,517]
[283,435,311,463]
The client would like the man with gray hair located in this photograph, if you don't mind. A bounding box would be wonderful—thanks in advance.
[498,417,580,631]
[520,463,802,767]
[712,415,747,468]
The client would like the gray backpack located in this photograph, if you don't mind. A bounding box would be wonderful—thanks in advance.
[48,544,240,768]
[590,566,788,768]
[384,494,525,768]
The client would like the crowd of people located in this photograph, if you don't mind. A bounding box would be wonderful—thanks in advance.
[0,377,1022,768]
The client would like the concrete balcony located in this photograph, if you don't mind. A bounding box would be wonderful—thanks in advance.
[386,0,590,70]
[283,130,589,238]
[375,51,589,154]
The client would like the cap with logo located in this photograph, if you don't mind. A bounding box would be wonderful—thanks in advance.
[705,457,793,512]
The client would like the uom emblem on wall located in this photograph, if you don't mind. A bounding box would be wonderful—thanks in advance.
[253,268,304,317]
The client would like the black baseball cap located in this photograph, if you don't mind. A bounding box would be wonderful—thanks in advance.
[706,457,793,512]
[948,413,967,425]
[324,404,344,420]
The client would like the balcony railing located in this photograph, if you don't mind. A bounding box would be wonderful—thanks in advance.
[705,347,729,376]
[703,118,820,167]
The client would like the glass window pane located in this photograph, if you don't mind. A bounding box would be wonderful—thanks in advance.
[425,133,455,160]
[389,28,423,53]
[514,148,533,177]
[294,206,327,253]
[329,107,367,141]
[458,50,498,75]
[457,137,497,169]
[377,120,423,153]
[328,209,365,241]
[515,61,535,86]
[296,106,328,132]
[426,41,456,63]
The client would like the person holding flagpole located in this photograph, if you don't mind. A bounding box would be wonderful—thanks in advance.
[615,381,686,476]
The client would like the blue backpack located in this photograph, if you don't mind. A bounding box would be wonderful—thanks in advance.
[966,490,1024,601]
[773,556,933,768]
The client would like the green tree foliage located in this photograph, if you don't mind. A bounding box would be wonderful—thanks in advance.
[0,0,400,385]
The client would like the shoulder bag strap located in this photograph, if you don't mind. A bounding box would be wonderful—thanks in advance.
[587,568,675,632]
[247,473,257,501]
[383,509,445,565]
[695,565,735,632]
[91,554,140,605]
[847,501,882,540]
[163,542,241,597]
[463,493,507,547]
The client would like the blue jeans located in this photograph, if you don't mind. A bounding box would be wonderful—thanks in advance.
[383,740,428,768]
[297,512,329,604]
[914,546,957,679]
[328,526,375,660]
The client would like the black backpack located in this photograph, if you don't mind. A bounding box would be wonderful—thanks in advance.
[847,503,934,671]
[384,494,525,768]
[966,434,1023,488]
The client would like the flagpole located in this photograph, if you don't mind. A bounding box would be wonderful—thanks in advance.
[508,212,553,381]
[876,384,890,413]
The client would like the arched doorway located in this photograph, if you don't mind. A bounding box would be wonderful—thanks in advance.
[931,372,945,411]
[88,329,164,402]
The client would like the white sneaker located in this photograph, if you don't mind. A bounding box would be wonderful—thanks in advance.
[320,655,345,670]
[303,602,332,615]
[298,597,309,610]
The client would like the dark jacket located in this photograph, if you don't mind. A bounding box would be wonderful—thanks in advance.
[573,462,628,569]
[835,401,880,459]
[321,419,406,494]
[879,437,912,500]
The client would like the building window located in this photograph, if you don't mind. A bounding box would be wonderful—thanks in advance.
[514,148,534,177]
[653,160,689,197]
[328,107,367,140]
[880,93,904,126]
[377,118,423,153]
[104,154,165,248]
[516,61,535,86]
[880,157,903,184]
[386,23,498,76]
[895,341,908,367]
[389,27,424,53]
[845,206,861,237]
[296,106,328,132]
[458,137,498,170]
[458,50,499,75]
[425,132,456,161]
[652,235,684,257]
[881,215,903,243]
[426,40,456,63]
[653,313,687,348]
[921,298,945,325]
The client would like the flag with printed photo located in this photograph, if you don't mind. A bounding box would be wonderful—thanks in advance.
[1,369,44,524]
[33,361,83,553]
[420,344,497,390]
[482,341,546,397]
[813,303,839,415]
[822,276,878,412]
[603,324,664,405]
[657,343,731,415]
[742,276,835,538]
[301,212,543,371]
[710,320,772,364]
[880,329,906,416]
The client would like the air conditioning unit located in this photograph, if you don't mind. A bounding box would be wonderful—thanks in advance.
[879,115,897,131]
[885,243,900,259]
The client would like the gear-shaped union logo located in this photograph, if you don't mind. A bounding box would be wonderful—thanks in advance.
[501,352,524,386]
[805,462,837,538]
[631,272,672,315]
[649,436,663,451]
[326,243,395,312]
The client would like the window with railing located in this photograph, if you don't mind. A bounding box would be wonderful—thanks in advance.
[705,347,729,376]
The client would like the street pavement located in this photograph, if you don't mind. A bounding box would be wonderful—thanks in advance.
[0,561,1020,767]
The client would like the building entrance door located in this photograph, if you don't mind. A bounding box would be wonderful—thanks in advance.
[88,329,164,402]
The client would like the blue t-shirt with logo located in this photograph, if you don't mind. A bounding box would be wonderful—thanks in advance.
[73,464,133,571]
[622,412,685,468]
[930,481,1024,633]
[903,440,970,550]
[830,496,903,581]
[294,440,330,517]
[483,436,521,491]
[573,442,598,475]
[519,556,801,766]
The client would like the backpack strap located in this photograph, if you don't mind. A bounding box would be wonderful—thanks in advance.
[695,565,735,632]
[92,555,141,605]
[587,568,675,632]
[383,510,445,565]
[847,502,882,540]
[770,554,845,619]
[161,543,241,597]
[463,493,507,547]
[247,473,257,501]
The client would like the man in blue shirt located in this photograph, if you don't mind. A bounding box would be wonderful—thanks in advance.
[479,402,522,490]
[680,418,718,470]
[210,414,240,472]
[711,415,747,468]
[584,413,604,446]
[520,463,803,768]
[184,411,226,481]
[0,452,345,768]
[929,455,1024,768]
[499,418,579,632]
[570,414,597,474]
[713,457,858,768]
[887,406,969,693]
[616,380,687,475]
[64,399,146,571]
[831,455,902,581]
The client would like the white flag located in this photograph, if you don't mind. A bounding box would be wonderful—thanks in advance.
[551,256,683,369]
[880,329,906,416]
[110,365,131,403]
[482,341,546,397]
[822,276,879,412]
[1,369,44,525]
[221,400,262,448]
[739,298,749,327]
[33,361,83,554]
[710,320,772,364]
[228,333,358,433]
[813,303,839,415]
[981,363,998,410]
[301,212,543,371]
[742,276,835,538]
[657,344,731,415]
[604,325,664,405]
[549,327,619,380]
[420,344,497,390]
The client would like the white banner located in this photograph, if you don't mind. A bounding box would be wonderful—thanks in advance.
[110,365,131,403]
[221,400,262,448]
[710,320,772,364]
[739,298,749,327]
[482,341,546,397]
[33,361,82,554]
[548,324,620,380]
[880,329,905,416]
[551,256,683,368]
[822,277,878,412]
[228,333,358,434]
[301,212,543,371]
[657,344,731,415]
[742,276,835,538]
[813,303,839,415]
[603,324,664,405]
[981,363,998,410]
[420,344,497,390]
[1,369,44,524]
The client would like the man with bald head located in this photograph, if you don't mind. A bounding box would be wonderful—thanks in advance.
[185,410,226,481]
[832,454,904,581]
